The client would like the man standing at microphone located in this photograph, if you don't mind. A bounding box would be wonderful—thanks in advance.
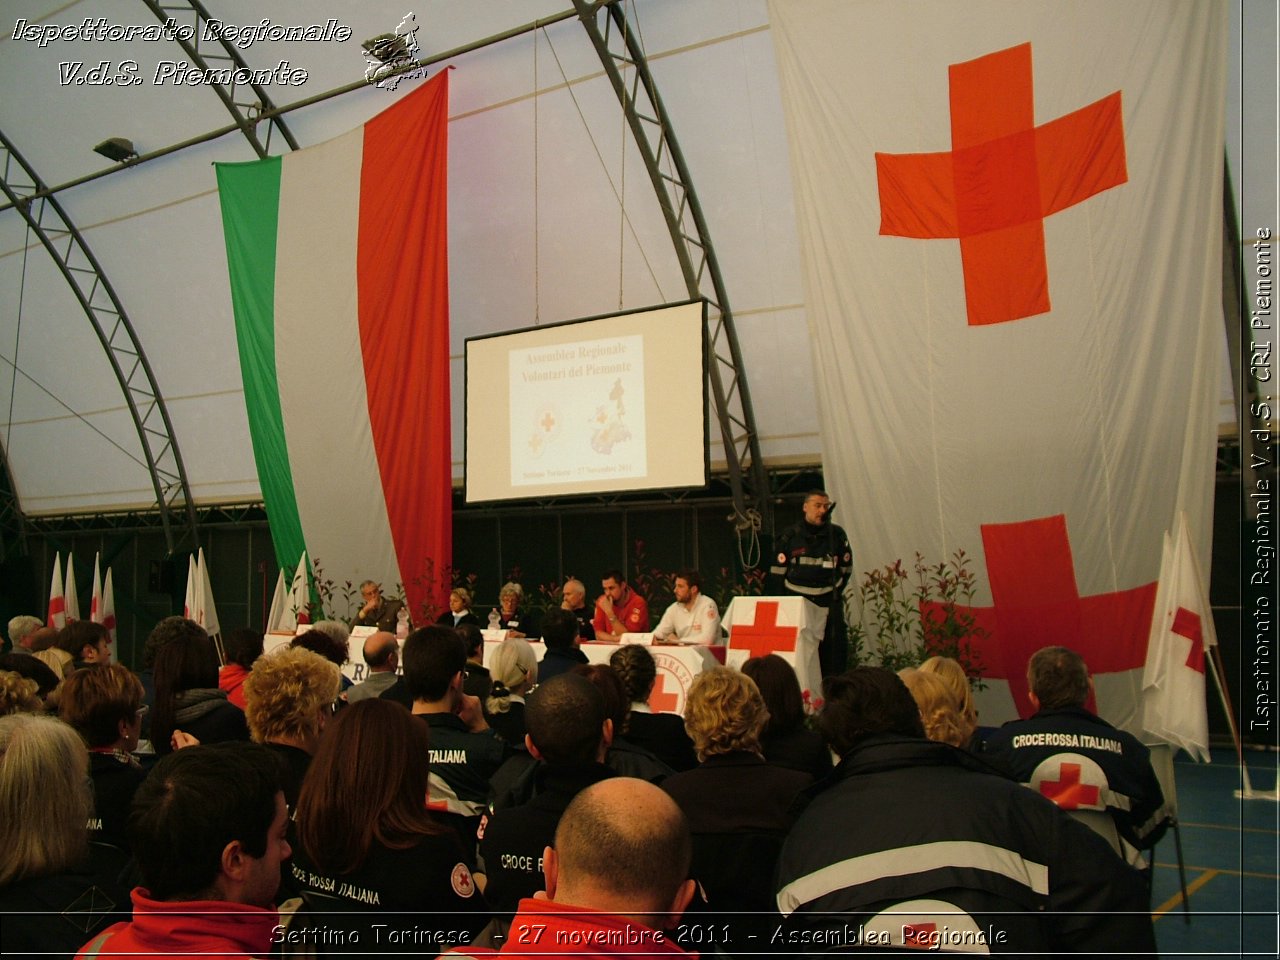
[767,490,853,677]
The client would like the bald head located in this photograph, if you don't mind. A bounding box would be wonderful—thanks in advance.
[552,778,691,913]
[362,632,399,672]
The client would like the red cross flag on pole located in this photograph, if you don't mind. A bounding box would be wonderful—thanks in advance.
[770,1,1224,732]
[47,553,66,629]
[1142,513,1218,762]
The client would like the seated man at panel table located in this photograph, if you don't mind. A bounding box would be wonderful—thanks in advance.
[652,570,721,645]
[353,579,404,633]
[592,569,650,641]
[774,667,1157,955]
[982,645,1167,852]
[560,578,596,642]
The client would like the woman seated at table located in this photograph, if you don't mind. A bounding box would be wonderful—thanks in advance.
[494,582,538,639]
[435,587,482,629]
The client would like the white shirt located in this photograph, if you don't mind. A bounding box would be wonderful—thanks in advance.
[652,593,722,645]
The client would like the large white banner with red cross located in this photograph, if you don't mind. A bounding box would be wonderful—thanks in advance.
[769,0,1226,733]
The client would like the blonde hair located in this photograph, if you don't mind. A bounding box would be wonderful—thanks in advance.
[243,647,341,744]
[485,637,538,715]
[918,656,978,737]
[899,668,970,748]
[682,666,769,762]
[0,713,90,884]
[0,671,42,717]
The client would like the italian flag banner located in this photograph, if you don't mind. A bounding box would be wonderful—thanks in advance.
[216,70,452,623]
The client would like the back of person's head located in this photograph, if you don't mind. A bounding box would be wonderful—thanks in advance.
[144,616,206,670]
[400,626,465,701]
[572,664,629,737]
[683,666,768,762]
[457,623,484,660]
[486,636,537,715]
[0,653,59,699]
[0,713,91,885]
[8,615,43,648]
[56,620,110,658]
[128,741,284,901]
[243,647,340,745]
[296,698,440,875]
[150,628,219,750]
[540,607,579,651]
[291,628,348,668]
[58,663,144,748]
[1027,646,1090,710]
[525,673,607,765]
[919,656,978,729]
[362,632,399,669]
[741,654,805,737]
[818,667,924,756]
[224,628,265,671]
[553,778,691,914]
[610,644,656,704]
[898,668,970,749]
[0,671,42,716]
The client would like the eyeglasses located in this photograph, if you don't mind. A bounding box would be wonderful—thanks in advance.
[135,705,150,718]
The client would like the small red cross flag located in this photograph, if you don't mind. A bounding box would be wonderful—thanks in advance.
[47,553,66,629]
[63,554,80,623]
[1142,513,1217,762]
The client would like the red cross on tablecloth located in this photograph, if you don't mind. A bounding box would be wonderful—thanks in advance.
[923,515,1156,717]
[1038,761,1101,809]
[728,600,799,658]
[649,671,680,714]
[876,42,1128,325]
[1171,607,1206,674]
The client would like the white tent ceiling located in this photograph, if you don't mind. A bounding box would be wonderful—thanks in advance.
[0,0,1266,520]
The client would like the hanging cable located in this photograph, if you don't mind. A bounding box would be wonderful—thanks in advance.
[6,218,32,445]
[617,2,629,310]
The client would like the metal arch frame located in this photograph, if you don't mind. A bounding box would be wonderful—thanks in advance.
[139,0,300,157]
[0,130,198,555]
[571,0,772,536]
[0,440,24,563]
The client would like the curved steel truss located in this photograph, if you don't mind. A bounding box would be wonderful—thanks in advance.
[572,0,771,535]
[0,130,198,554]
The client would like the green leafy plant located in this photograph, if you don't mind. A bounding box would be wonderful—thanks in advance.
[846,550,987,688]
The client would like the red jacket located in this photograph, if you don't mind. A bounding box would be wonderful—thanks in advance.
[76,888,279,959]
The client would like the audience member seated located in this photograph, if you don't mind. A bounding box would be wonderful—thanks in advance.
[610,645,696,772]
[293,624,352,694]
[285,699,489,950]
[573,664,673,783]
[741,654,833,780]
[347,631,400,703]
[537,608,588,683]
[243,646,341,811]
[58,664,149,849]
[919,654,982,748]
[899,667,973,749]
[354,579,404,633]
[150,619,248,755]
[652,570,721,645]
[56,621,113,671]
[460,624,492,700]
[492,778,696,957]
[485,637,538,750]
[218,628,263,710]
[495,582,539,639]
[983,645,1167,853]
[75,741,292,960]
[773,667,1157,954]
[437,586,482,628]
[662,666,810,930]
[0,714,130,958]
[404,626,511,840]
[560,578,596,642]
[137,617,189,730]
[0,670,43,716]
[0,653,61,708]
[592,569,650,641]
[478,674,617,919]
[30,626,73,681]
[7,614,43,655]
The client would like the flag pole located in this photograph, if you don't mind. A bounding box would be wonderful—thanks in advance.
[1212,644,1280,802]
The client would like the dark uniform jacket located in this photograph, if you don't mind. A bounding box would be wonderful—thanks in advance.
[775,735,1157,955]
[767,519,852,607]
[982,705,1167,848]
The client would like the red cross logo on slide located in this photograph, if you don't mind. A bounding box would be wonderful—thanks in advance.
[649,672,681,714]
[923,515,1156,716]
[1172,607,1206,673]
[728,601,799,658]
[1039,761,1101,810]
[876,42,1128,325]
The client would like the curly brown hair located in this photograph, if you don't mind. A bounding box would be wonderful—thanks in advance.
[682,666,769,762]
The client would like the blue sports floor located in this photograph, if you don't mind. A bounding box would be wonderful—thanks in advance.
[1149,748,1279,958]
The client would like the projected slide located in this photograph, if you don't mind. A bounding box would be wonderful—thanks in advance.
[509,335,647,486]
[466,301,707,503]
